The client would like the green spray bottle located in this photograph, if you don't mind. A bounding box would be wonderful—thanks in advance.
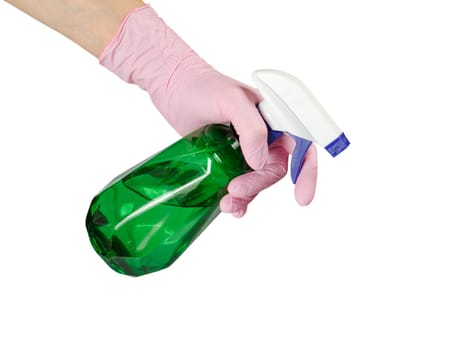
[86,70,350,276]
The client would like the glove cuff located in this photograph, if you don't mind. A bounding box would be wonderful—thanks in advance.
[99,4,210,119]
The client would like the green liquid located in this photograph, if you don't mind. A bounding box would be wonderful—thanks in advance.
[86,124,250,276]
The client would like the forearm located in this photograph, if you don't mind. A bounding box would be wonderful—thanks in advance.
[4,0,145,56]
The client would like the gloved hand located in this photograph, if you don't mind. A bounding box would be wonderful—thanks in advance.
[99,4,318,217]
[221,136,318,217]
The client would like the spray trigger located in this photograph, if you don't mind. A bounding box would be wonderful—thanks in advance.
[252,69,349,182]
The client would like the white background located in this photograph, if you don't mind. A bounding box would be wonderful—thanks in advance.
[1,1,466,349]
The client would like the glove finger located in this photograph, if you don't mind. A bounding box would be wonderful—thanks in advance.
[227,143,288,199]
[294,143,318,206]
[224,88,268,170]
[278,135,318,206]
[275,135,318,206]
[219,195,251,218]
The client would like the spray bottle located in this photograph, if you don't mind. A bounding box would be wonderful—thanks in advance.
[85,69,350,276]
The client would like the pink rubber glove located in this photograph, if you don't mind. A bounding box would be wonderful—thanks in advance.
[99,5,318,217]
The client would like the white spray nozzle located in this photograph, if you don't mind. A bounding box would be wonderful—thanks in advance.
[251,69,349,182]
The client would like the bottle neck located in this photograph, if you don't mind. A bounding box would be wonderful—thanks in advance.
[193,124,251,179]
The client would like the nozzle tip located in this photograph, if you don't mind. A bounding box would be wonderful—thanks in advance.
[325,133,350,157]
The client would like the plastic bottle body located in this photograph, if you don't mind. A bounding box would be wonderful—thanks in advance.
[86,124,250,276]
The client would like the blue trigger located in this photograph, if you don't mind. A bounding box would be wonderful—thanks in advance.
[266,124,283,145]
[260,105,312,184]
[265,125,312,184]
[290,135,313,184]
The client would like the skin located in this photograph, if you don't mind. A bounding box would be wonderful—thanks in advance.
[4,0,145,57]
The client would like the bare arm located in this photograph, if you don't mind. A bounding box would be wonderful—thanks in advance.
[4,0,145,56]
